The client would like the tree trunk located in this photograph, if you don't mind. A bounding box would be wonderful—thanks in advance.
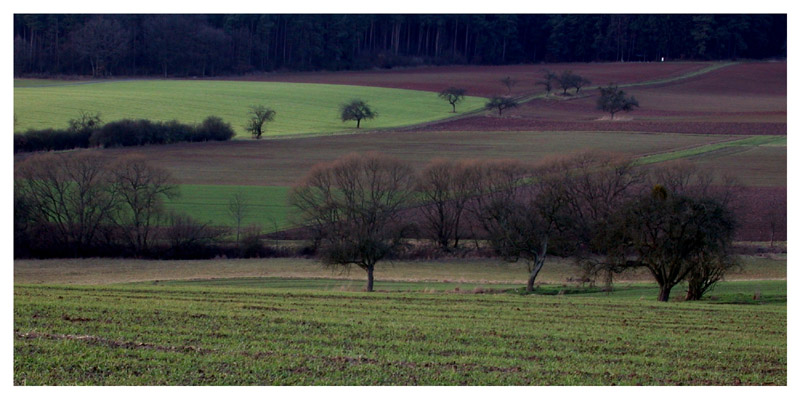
[657,284,672,302]
[356,119,361,128]
[525,255,547,292]
[366,265,374,292]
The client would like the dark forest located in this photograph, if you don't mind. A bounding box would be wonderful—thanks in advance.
[14,14,786,77]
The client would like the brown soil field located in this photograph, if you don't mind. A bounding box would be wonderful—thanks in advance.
[228,62,714,97]
[416,115,786,135]
[729,186,786,242]
[408,62,786,134]
[691,145,786,187]
[45,130,732,187]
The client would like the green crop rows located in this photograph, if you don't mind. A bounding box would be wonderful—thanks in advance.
[14,280,786,385]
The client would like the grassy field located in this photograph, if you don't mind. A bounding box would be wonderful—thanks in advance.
[14,278,786,385]
[165,184,292,230]
[14,254,786,287]
[14,80,486,137]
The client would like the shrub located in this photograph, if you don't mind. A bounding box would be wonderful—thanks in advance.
[16,116,235,153]
[197,116,235,141]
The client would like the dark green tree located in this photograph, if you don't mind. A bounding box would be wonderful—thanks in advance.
[596,84,639,119]
[340,99,377,128]
[605,186,737,302]
[245,105,276,139]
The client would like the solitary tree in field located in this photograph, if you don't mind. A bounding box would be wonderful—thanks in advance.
[438,87,467,113]
[245,105,276,139]
[340,99,378,129]
[289,152,415,292]
[597,84,639,119]
[500,76,518,95]
[485,96,519,116]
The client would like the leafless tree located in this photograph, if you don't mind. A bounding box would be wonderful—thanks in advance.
[416,159,476,251]
[485,96,519,116]
[289,152,416,292]
[14,152,118,256]
[71,16,128,77]
[533,151,646,289]
[438,87,467,113]
[500,76,518,95]
[227,191,250,247]
[467,159,562,292]
[109,154,178,255]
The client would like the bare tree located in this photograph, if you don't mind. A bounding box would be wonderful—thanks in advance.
[227,191,250,247]
[71,16,128,77]
[109,154,178,255]
[536,69,557,96]
[485,96,519,116]
[500,76,518,95]
[289,152,416,292]
[533,152,646,289]
[14,152,118,256]
[467,159,561,292]
[438,87,467,113]
[416,159,476,251]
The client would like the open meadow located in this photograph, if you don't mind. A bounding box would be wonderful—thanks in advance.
[14,80,486,137]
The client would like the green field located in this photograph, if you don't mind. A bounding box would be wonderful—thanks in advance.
[165,184,292,231]
[14,279,786,385]
[14,80,486,137]
[636,135,786,165]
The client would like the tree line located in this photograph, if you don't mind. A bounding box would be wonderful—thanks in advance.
[15,149,737,302]
[14,14,786,77]
[289,152,738,301]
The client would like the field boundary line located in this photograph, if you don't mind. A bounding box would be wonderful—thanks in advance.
[633,134,782,165]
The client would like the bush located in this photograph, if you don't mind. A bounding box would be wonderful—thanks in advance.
[15,128,91,153]
[197,116,236,141]
[16,116,235,153]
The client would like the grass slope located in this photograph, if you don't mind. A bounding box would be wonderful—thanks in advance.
[14,281,785,385]
[14,80,486,137]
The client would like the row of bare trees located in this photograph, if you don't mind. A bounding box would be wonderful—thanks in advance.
[290,152,738,301]
[14,152,223,258]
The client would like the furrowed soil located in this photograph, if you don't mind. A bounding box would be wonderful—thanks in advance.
[414,62,786,135]
[230,62,715,97]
